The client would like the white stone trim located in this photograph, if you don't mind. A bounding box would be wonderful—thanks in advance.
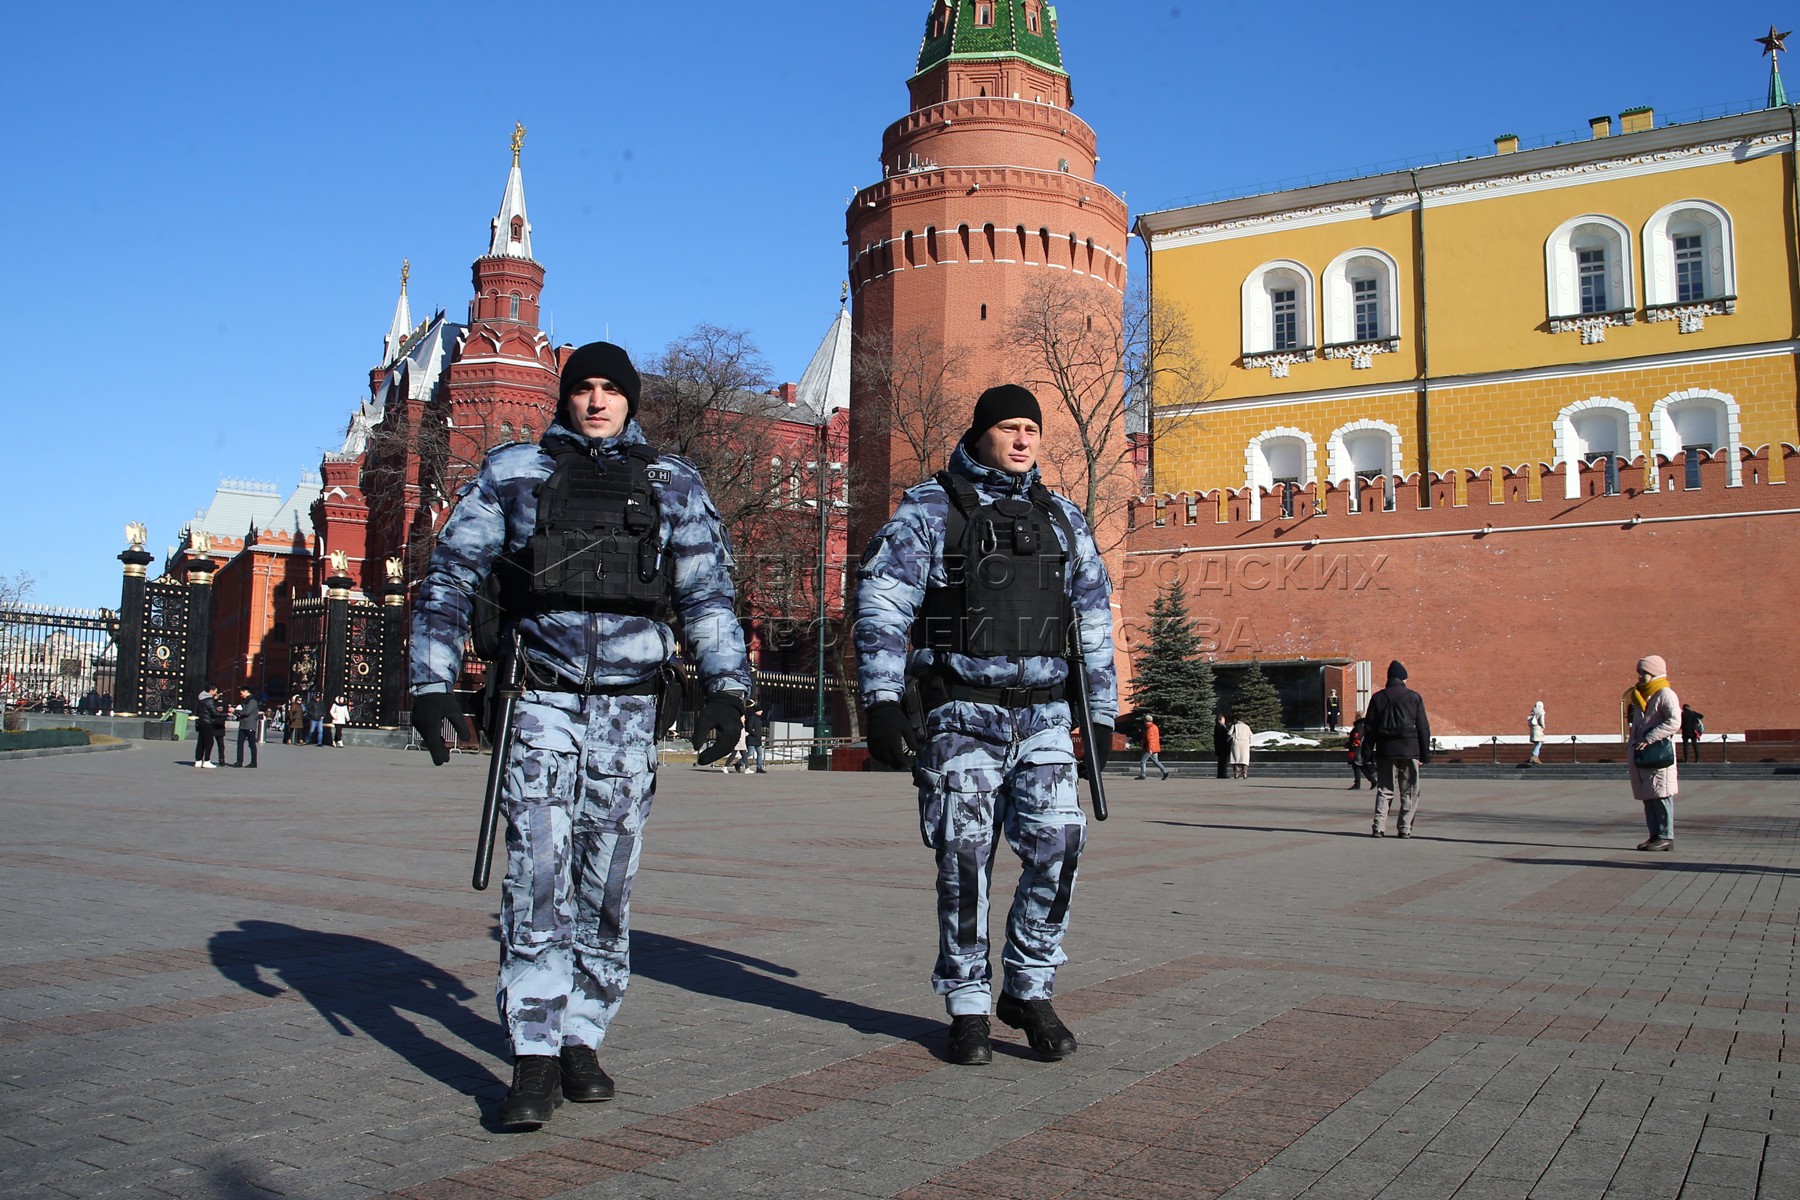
[1554,397,1642,498]
[1241,259,1316,359]
[1643,198,1736,309]
[1321,247,1402,345]
[1244,426,1317,519]
[1242,349,1315,378]
[1650,388,1743,486]
[1321,338,1400,368]
[1546,214,1635,322]
[1325,420,1403,483]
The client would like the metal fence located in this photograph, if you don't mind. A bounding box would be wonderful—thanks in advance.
[0,605,119,713]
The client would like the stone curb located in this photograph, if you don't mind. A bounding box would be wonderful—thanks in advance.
[0,741,132,763]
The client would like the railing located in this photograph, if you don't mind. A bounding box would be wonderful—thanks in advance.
[0,605,119,713]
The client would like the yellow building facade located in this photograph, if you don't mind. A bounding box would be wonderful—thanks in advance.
[1138,106,1799,503]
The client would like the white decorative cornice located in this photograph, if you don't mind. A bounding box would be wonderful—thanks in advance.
[1322,338,1400,369]
[1645,298,1737,333]
[1242,349,1314,379]
[1549,311,1635,345]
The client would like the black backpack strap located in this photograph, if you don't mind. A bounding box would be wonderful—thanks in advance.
[934,470,981,561]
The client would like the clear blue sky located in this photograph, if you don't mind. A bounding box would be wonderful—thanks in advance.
[1,0,1779,608]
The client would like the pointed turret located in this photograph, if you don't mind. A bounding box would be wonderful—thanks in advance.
[910,0,1071,109]
[1759,26,1793,108]
[489,122,535,260]
[383,260,414,364]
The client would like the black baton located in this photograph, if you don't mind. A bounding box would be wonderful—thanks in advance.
[473,629,524,891]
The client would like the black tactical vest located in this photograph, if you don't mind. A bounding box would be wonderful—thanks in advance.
[515,438,671,618]
[913,471,1071,658]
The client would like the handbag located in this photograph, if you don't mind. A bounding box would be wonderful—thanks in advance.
[1634,738,1675,769]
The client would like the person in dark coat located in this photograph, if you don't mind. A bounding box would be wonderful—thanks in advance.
[192,686,222,769]
[1363,661,1431,838]
[233,688,262,768]
[1213,712,1231,779]
[743,706,766,773]
[1346,717,1377,790]
[1679,704,1705,764]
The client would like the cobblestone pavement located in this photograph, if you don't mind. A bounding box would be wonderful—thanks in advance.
[1,743,1793,1199]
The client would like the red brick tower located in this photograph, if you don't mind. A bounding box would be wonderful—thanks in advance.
[437,123,561,504]
[847,1,1130,546]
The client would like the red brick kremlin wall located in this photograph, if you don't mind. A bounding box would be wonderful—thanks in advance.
[1120,447,1800,736]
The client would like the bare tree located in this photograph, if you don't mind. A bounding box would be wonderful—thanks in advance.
[851,325,970,491]
[1003,276,1215,546]
[0,570,34,611]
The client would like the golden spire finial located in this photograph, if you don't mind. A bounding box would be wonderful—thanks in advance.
[511,122,526,165]
[840,280,850,304]
[400,259,410,293]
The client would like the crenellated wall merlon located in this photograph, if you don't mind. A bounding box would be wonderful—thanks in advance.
[1127,445,1799,544]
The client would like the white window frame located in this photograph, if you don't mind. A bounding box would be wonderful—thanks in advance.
[1326,420,1403,512]
[1244,427,1317,520]
[1321,248,1401,345]
[1241,261,1316,373]
[1643,199,1735,313]
[1649,388,1742,487]
[1546,215,1635,321]
[1553,398,1641,499]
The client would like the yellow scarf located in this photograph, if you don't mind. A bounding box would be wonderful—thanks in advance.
[1623,676,1670,713]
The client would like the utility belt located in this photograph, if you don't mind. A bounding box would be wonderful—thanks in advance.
[523,663,665,699]
[919,671,1065,711]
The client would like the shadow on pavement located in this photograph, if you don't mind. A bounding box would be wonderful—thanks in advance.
[632,930,953,1055]
[207,920,505,1099]
[1499,856,1800,877]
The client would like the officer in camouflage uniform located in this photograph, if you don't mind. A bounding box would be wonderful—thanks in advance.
[855,384,1117,1066]
[410,342,751,1129]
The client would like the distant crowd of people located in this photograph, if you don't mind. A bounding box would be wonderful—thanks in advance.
[187,687,354,768]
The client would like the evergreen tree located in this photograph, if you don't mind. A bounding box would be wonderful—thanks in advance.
[1232,660,1286,732]
[1129,581,1215,741]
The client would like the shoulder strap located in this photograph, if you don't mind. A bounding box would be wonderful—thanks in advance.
[934,470,981,557]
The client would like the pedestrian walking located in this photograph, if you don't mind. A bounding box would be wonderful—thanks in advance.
[1365,661,1431,837]
[1680,704,1705,764]
[1627,656,1681,851]
[1346,717,1377,789]
[1527,700,1546,765]
[233,688,261,768]
[856,382,1116,1067]
[408,340,751,1130]
[1134,715,1169,780]
[744,706,766,773]
[284,695,304,744]
[328,696,350,747]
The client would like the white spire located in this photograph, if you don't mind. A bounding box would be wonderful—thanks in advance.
[795,302,853,418]
[383,259,413,363]
[488,122,534,260]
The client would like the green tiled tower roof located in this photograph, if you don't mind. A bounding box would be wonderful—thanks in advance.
[914,2,1066,78]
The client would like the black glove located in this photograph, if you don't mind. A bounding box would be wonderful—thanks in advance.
[411,693,472,766]
[692,692,749,766]
[865,701,920,771]
[1089,722,1113,773]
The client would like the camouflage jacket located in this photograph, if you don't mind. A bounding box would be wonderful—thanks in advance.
[410,419,751,699]
[854,442,1118,727]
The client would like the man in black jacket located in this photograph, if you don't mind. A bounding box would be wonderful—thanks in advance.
[233,688,262,768]
[1364,661,1431,838]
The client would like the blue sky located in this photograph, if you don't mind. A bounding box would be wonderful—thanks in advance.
[1,0,1780,608]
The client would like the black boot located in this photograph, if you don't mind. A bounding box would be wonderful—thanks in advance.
[559,1045,615,1102]
[498,1055,560,1130]
[946,1014,992,1066]
[996,993,1077,1060]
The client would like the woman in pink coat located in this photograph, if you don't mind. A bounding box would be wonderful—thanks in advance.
[1625,655,1681,851]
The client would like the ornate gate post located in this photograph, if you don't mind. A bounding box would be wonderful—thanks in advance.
[115,523,155,716]
[380,556,407,726]
[183,534,217,708]
[323,551,355,709]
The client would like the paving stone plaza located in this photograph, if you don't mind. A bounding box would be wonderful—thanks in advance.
[1,744,1794,1199]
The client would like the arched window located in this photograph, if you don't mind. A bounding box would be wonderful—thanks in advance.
[1241,261,1317,368]
[975,2,994,26]
[521,424,534,442]
[1321,249,1401,357]
[510,216,524,243]
[508,292,520,320]
[770,457,783,498]
[1245,427,1317,520]
[1025,1,1042,34]
[983,223,998,260]
[498,421,513,443]
[1327,420,1402,512]
[1643,200,1736,325]
[1554,398,1641,498]
[1546,216,1634,337]
[1650,389,1742,487]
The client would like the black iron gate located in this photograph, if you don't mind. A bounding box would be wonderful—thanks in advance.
[0,605,119,713]
[287,598,326,700]
[137,580,188,715]
[342,602,386,724]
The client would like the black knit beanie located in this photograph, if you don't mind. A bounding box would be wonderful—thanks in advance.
[963,384,1043,449]
[560,342,641,420]
[1387,660,1408,682]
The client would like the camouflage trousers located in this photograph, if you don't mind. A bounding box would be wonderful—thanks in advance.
[913,718,1085,1016]
[497,690,658,1057]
